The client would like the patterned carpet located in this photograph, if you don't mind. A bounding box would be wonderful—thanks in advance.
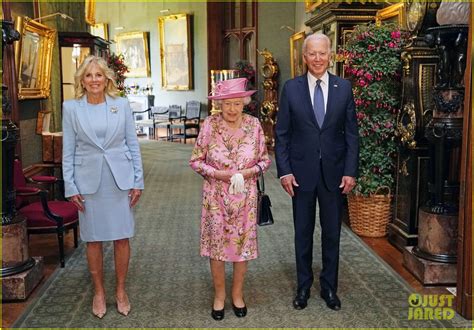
[13,141,470,328]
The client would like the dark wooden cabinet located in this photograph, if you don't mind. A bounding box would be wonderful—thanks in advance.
[58,32,110,102]
[389,2,440,250]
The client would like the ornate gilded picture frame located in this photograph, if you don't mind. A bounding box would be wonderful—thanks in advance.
[305,0,323,13]
[116,31,151,78]
[158,14,193,90]
[90,23,108,41]
[85,0,96,25]
[14,16,56,100]
[376,3,406,27]
[290,31,306,78]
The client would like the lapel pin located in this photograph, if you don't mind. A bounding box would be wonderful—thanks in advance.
[334,84,338,87]
[110,106,119,113]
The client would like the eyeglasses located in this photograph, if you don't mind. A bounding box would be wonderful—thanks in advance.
[304,52,328,59]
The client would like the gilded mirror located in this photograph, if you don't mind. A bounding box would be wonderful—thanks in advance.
[14,16,56,100]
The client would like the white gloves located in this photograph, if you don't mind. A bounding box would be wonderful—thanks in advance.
[229,173,245,194]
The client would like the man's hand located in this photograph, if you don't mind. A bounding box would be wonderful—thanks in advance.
[129,189,142,207]
[69,194,85,212]
[281,174,299,197]
[339,176,356,194]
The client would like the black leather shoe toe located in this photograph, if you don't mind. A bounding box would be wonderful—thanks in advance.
[320,290,341,311]
[232,303,247,317]
[293,289,310,310]
[211,308,225,321]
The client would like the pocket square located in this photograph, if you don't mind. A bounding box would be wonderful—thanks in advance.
[334,84,338,87]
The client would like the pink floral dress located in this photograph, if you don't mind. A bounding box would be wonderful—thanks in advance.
[189,114,271,262]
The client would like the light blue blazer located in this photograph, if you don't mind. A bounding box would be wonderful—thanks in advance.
[62,95,144,198]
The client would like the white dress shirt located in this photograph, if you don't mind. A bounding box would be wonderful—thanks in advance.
[307,70,329,114]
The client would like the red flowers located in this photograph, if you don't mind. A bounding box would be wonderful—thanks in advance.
[337,23,405,196]
[107,53,129,94]
[391,30,401,39]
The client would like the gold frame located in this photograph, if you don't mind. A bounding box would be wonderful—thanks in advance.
[14,16,56,100]
[90,23,108,41]
[85,0,96,25]
[305,0,323,13]
[375,3,406,27]
[158,14,193,90]
[290,31,306,78]
[116,31,151,78]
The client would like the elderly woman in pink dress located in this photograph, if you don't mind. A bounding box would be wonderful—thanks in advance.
[189,78,271,321]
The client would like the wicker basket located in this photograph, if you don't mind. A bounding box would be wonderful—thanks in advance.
[347,187,392,238]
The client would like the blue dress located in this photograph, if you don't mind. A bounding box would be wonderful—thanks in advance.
[79,102,135,242]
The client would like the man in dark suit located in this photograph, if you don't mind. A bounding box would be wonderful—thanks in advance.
[275,33,359,311]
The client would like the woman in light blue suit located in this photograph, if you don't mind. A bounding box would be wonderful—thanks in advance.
[62,56,144,318]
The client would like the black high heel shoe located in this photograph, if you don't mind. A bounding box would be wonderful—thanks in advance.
[232,303,247,317]
[211,308,225,321]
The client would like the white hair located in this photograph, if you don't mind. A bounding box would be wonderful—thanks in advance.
[215,96,252,106]
[303,33,331,54]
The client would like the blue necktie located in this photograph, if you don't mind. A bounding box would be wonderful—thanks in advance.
[313,79,325,128]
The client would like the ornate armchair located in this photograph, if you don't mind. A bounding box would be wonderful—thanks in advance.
[13,159,79,267]
[169,101,201,143]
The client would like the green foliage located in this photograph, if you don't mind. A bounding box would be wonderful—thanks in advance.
[338,23,405,196]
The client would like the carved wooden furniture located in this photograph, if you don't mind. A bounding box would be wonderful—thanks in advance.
[390,1,440,250]
[258,49,279,148]
[14,159,79,268]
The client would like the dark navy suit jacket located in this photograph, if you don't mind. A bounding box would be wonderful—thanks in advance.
[275,73,359,192]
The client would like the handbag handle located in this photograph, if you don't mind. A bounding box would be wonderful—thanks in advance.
[256,164,265,193]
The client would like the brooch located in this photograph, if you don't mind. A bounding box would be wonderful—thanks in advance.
[110,106,119,113]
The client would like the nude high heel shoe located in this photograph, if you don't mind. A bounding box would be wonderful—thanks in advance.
[92,295,107,319]
[116,294,131,316]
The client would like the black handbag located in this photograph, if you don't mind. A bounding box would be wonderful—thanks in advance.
[256,165,274,226]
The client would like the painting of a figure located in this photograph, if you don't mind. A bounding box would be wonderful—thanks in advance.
[116,32,150,77]
[159,14,193,90]
[290,31,306,78]
[20,31,41,88]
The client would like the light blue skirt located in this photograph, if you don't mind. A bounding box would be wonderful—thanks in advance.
[79,162,134,242]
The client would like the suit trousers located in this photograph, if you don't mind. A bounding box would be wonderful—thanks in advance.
[292,164,343,293]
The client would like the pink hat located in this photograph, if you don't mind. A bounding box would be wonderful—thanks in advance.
[208,78,256,100]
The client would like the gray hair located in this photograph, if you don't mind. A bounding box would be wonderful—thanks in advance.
[303,33,331,54]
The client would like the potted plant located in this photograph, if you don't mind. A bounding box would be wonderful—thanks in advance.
[337,23,405,237]
[107,53,129,96]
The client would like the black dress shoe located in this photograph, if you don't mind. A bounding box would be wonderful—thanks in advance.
[211,308,225,321]
[320,289,341,311]
[293,289,310,310]
[232,303,247,317]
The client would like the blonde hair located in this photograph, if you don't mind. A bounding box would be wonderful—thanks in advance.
[74,55,119,99]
